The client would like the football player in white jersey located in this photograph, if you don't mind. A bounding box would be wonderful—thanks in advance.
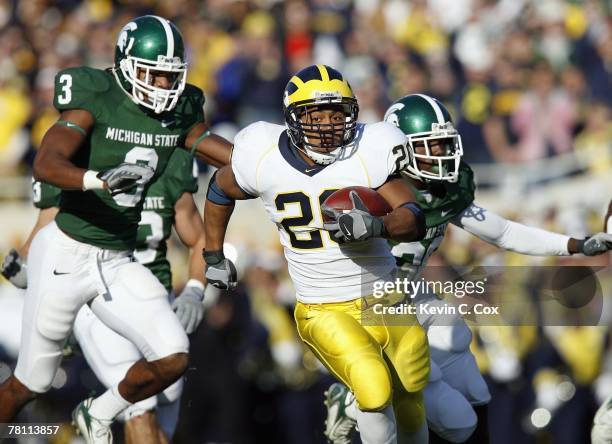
[323,94,612,444]
[203,65,431,444]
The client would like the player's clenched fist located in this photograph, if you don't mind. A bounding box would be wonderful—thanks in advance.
[203,250,237,290]
[1,249,27,289]
[98,162,155,196]
[580,233,612,256]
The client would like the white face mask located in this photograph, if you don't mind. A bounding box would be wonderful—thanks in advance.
[404,124,464,183]
[118,55,187,113]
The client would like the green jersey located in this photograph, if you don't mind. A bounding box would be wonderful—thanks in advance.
[52,66,204,250]
[32,150,197,291]
[133,149,198,291]
[391,162,476,279]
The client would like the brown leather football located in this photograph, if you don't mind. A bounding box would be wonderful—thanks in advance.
[322,186,392,222]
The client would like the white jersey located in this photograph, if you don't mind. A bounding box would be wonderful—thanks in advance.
[232,121,409,303]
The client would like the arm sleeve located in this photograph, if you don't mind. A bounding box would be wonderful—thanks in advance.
[451,202,571,256]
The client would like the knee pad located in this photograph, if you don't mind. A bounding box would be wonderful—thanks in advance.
[15,352,62,393]
[393,390,426,434]
[158,377,184,404]
[425,379,477,443]
[351,358,392,411]
[395,326,430,393]
[440,351,491,406]
[118,397,157,423]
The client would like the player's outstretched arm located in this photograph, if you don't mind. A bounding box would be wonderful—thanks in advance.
[184,123,233,168]
[452,202,612,256]
[172,192,207,334]
[34,109,95,189]
[377,178,426,242]
[203,165,250,289]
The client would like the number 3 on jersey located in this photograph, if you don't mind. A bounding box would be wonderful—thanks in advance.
[113,147,159,207]
[275,190,340,249]
[57,74,72,105]
[134,211,164,264]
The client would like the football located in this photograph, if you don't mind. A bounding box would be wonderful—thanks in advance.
[322,186,392,222]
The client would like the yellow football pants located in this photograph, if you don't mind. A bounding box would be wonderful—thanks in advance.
[294,297,429,433]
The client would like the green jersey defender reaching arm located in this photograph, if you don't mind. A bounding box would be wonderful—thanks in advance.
[0,15,231,444]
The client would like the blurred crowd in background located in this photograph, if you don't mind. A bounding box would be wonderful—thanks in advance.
[1,0,612,172]
[0,0,611,443]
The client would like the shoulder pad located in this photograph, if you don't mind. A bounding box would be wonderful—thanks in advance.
[53,67,111,114]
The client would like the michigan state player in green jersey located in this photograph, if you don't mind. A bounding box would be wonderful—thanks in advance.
[323,94,612,444]
[2,148,205,442]
[3,147,206,442]
[0,15,231,444]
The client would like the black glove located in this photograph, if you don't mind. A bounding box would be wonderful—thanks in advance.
[322,191,386,242]
[204,250,237,290]
[1,249,27,289]
[98,162,155,196]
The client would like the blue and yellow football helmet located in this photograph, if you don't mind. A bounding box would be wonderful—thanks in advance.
[283,65,359,165]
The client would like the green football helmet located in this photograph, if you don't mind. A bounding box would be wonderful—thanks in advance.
[384,94,463,182]
[113,15,187,114]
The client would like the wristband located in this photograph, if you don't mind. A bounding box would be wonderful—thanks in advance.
[575,238,588,254]
[185,278,205,291]
[82,170,104,191]
[203,250,225,266]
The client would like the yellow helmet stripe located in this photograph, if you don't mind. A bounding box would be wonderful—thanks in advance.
[317,65,329,82]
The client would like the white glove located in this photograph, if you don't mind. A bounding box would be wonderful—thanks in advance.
[581,233,612,256]
[98,162,155,196]
[171,280,205,334]
[1,249,27,289]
